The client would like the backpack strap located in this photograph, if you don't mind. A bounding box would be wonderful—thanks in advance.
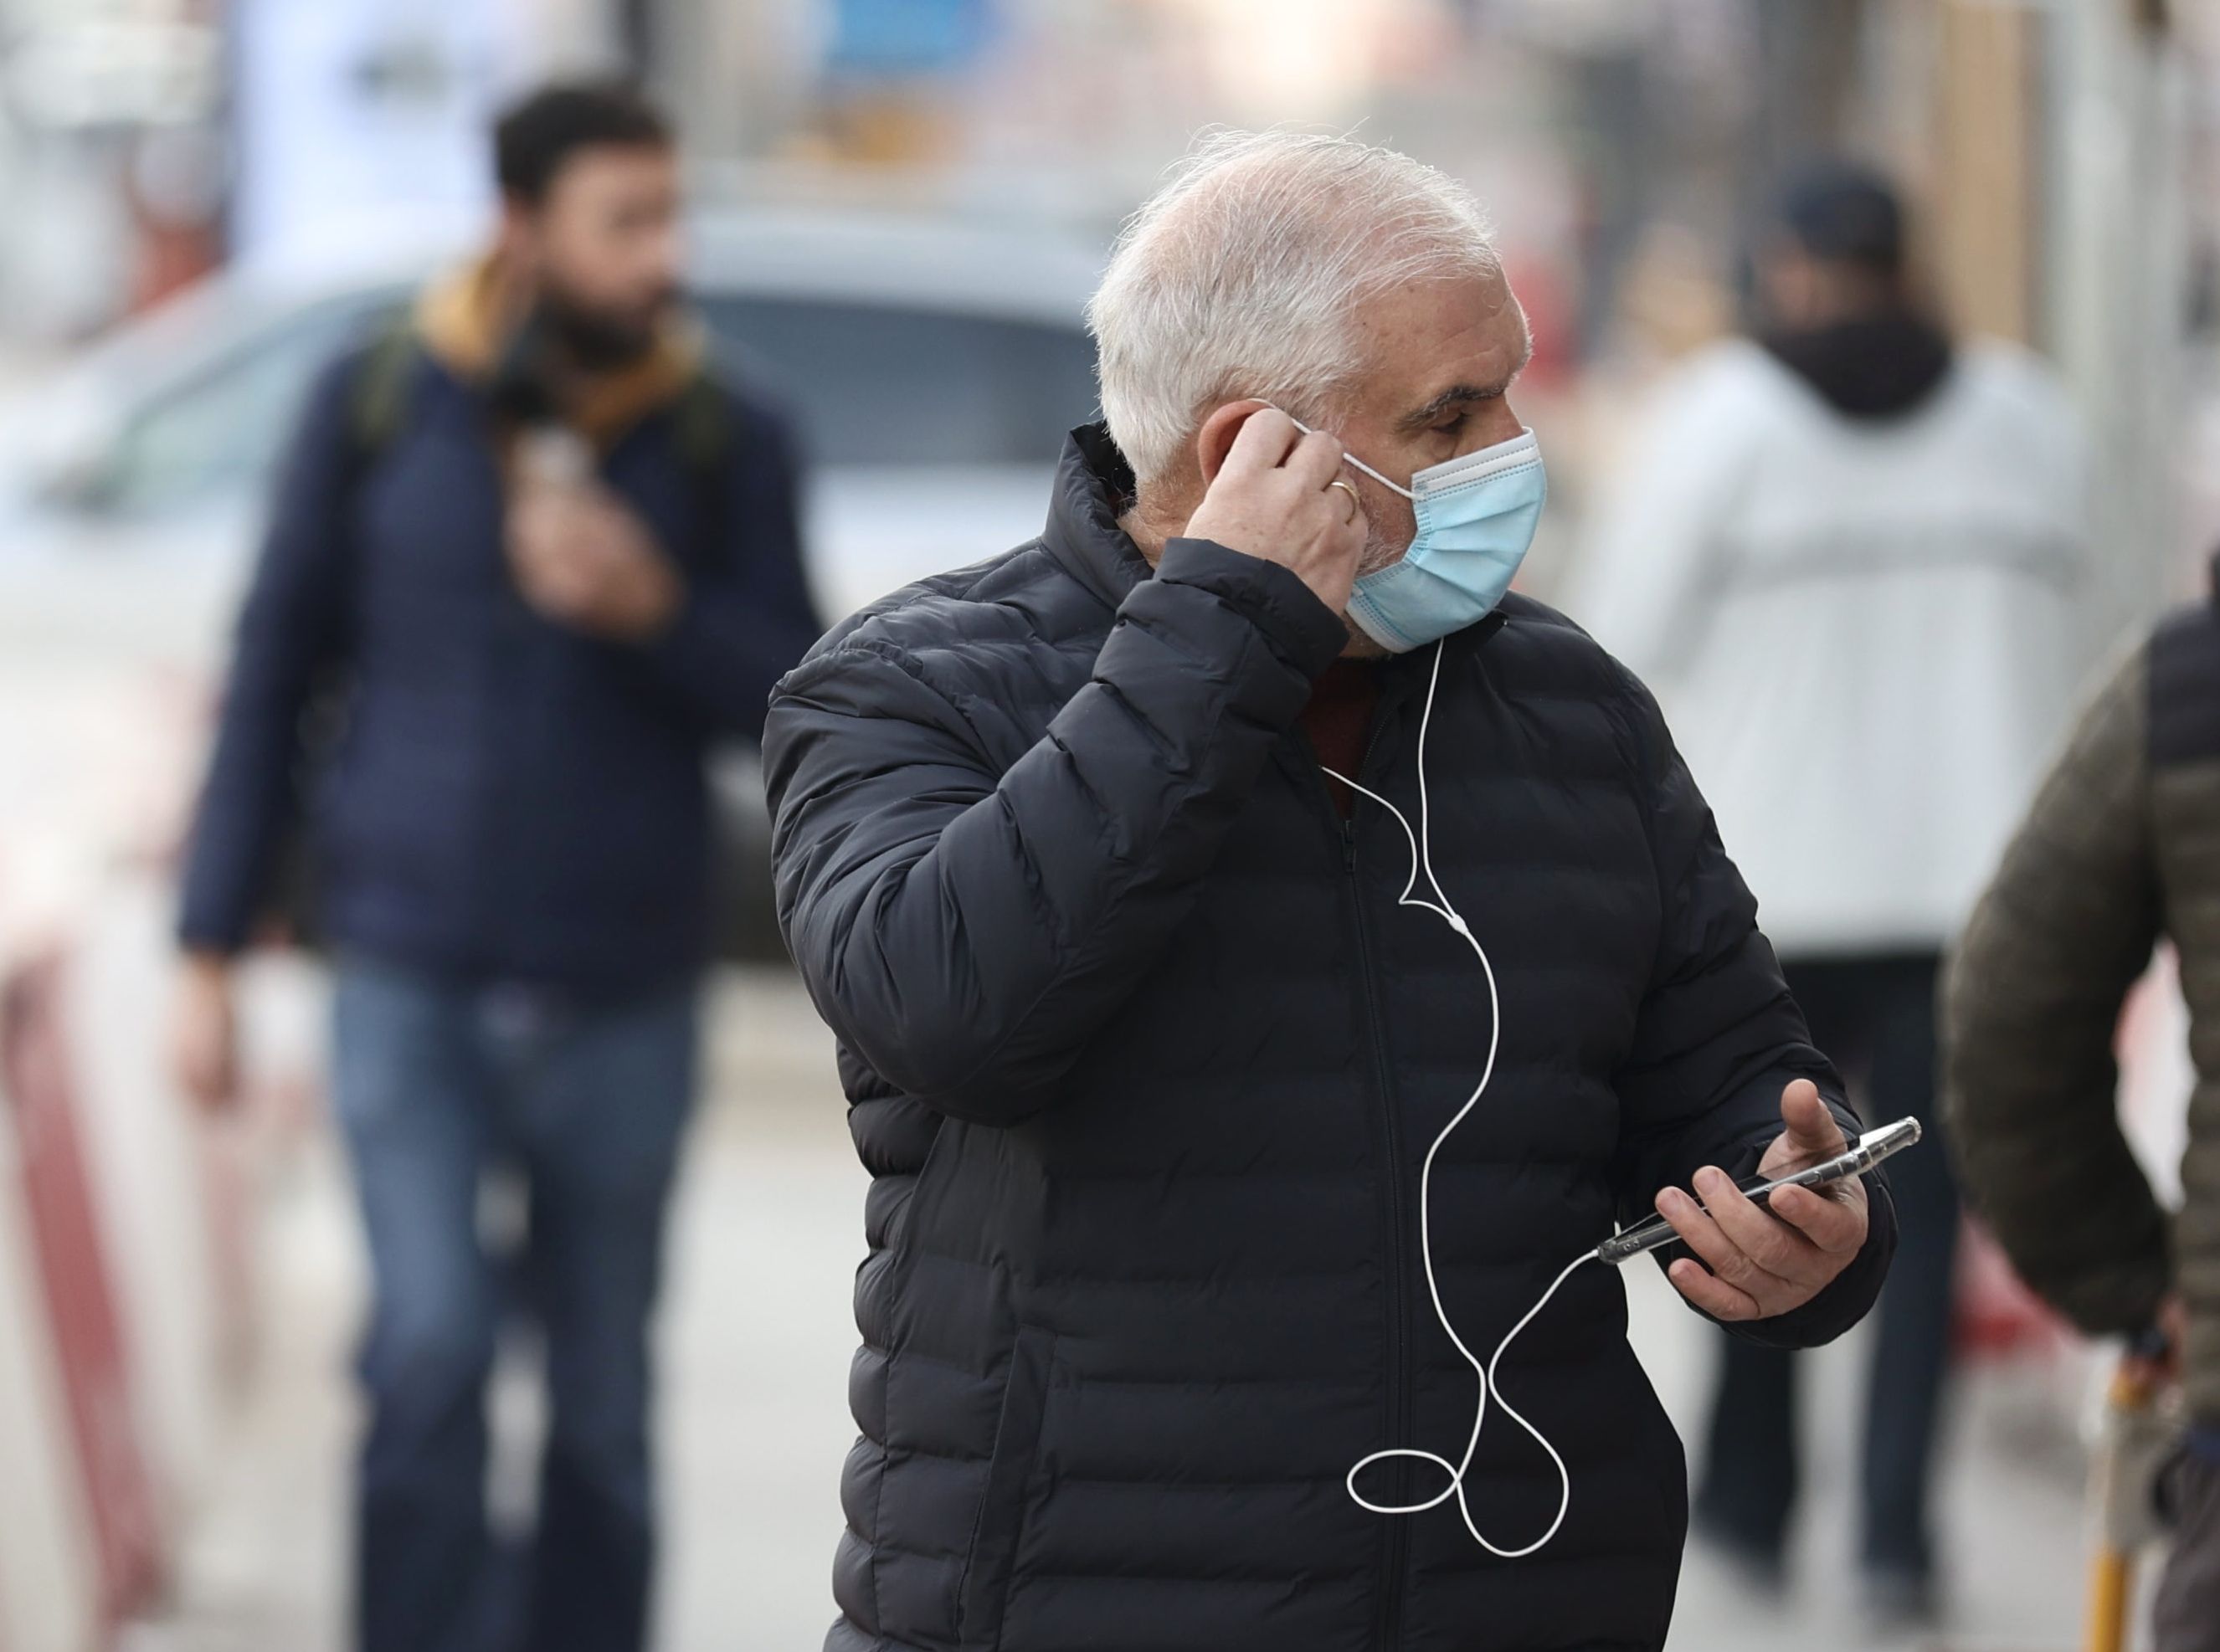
[348,320,424,464]
[671,367,729,475]
[275,321,418,948]
[671,363,734,557]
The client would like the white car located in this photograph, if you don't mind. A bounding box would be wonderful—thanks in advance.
[0,209,1106,959]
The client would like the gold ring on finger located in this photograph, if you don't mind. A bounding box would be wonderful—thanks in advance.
[1328,480,1360,524]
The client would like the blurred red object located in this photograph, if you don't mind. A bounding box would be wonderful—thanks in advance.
[0,952,165,1627]
[1955,1216,2073,1360]
[1501,250,1576,390]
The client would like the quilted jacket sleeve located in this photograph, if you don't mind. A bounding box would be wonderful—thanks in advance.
[763,537,1348,1125]
[1608,669,1898,1348]
[1943,644,2171,1336]
[177,351,360,953]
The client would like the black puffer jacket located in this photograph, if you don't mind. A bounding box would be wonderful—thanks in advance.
[765,427,1894,1652]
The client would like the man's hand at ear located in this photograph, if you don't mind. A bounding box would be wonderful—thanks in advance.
[1652,1079,1873,1321]
[1182,406,1368,613]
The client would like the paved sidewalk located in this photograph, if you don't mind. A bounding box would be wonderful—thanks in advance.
[139,967,2100,1652]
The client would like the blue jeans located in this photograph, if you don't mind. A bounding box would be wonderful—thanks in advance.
[331,960,698,1652]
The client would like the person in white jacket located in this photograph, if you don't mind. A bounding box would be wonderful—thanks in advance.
[1569,162,2096,1624]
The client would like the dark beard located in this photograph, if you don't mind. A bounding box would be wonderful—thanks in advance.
[539,289,673,372]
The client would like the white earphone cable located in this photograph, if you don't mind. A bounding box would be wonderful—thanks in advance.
[1323,639,1597,1559]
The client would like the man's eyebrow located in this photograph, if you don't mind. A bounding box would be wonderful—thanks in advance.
[1395,336,1536,431]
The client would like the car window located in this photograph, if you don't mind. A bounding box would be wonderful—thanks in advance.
[698,296,1099,466]
[95,295,404,515]
[89,288,1095,516]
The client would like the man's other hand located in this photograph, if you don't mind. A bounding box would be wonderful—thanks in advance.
[508,479,685,641]
[2123,1295,2189,1390]
[1182,408,1368,613]
[172,952,239,1113]
[1655,1079,1870,1321]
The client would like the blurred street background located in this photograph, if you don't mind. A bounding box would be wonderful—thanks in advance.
[3,2,2220,1650]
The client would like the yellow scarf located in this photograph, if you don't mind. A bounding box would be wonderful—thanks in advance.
[414,255,704,451]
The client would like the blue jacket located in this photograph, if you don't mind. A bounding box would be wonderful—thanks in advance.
[178,339,822,994]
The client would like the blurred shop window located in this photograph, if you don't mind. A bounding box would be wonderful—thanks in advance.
[702,298,1098,466]
[827,0,997,75]
[94,296,404,516]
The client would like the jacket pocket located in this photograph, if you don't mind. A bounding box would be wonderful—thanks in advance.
[957,1323,1054,1651]
[897,1116,958,1259]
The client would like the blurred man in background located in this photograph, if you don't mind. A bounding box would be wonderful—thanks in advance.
[1944,571,2219,1652]
[1571,163,2094,1624]
[168,82,820,1652]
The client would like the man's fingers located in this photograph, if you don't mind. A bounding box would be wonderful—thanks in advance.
[1696,1167,1833,1287]
[1283,428,1347,490]
[1765,1178,1868,1256]
[518,552,597,617]
[1648,1085,1871,1326]
[1668,1257,1760,1321]
[507,516,572,577]
[1655,1186,1793,1304]
[176,1040,225,1110]
[1219,406,1301,475]
[1777,1079,1847,1156]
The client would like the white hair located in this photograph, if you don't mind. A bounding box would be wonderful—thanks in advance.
[1087,130,1503,491]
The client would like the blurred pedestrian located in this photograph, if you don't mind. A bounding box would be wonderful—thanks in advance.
[764,130,1894,1652]
[169,82,820,1652]
[1570,162,2095,1624]
[1945,579,2220,1652]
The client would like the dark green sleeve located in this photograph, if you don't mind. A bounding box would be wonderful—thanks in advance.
[1944,644,2171,1336]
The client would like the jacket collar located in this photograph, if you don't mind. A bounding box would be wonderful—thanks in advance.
[415,254,705,450]
[1039,419,1508,663]
[1041,423,1156,612]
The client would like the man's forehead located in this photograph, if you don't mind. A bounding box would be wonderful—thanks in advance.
[1357,272,1531,413]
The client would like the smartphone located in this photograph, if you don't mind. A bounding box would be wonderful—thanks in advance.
[1595,1117,1923,1267]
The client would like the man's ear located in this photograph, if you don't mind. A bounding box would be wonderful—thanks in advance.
[1755,240,1820,331]
[496,194,541,276]
[1193,399,1275,487]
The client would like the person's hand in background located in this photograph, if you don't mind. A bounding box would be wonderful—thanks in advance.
[507,476,685,641]
[2124,1294,2190,1389]
[172,951,239,1112]
[1656,1079,1872,1321]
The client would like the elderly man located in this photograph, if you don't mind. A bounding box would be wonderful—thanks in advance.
[765,132,1897,1652]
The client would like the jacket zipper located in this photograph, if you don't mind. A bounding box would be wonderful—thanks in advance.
[1318,713,1414,1652]
[1313,634,1498,1648]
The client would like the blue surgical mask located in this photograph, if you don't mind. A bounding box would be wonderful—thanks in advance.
[1296,421,1547,654]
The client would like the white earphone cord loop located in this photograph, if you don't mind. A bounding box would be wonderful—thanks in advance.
[1321,639,1598,1560]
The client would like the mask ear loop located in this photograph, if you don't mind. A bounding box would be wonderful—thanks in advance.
[1275,409,1418,500]
[1333,449,1416,502]
[1318,638,1601,1559]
